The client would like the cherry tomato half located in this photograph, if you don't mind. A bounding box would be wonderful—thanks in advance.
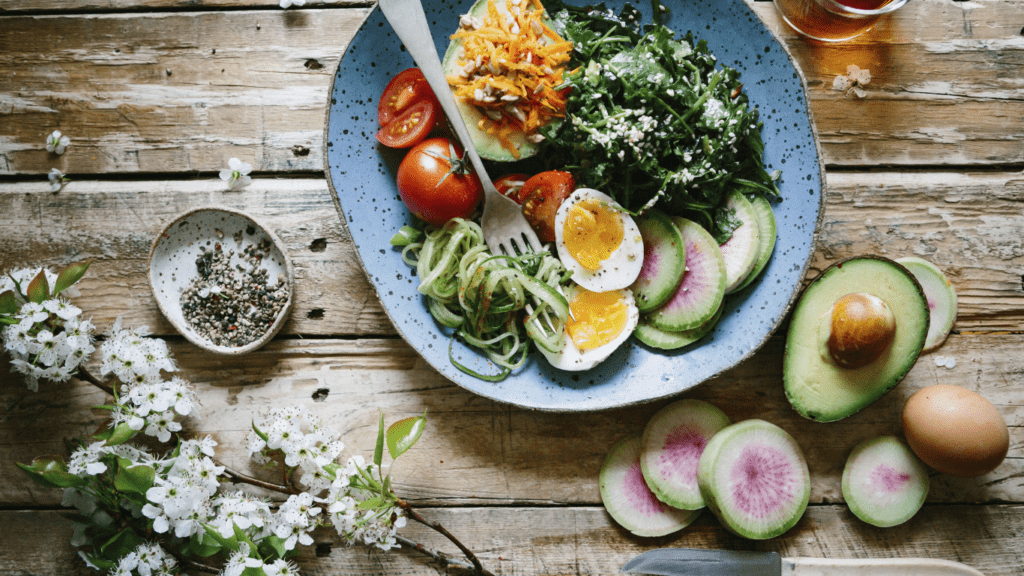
[375,99,438,149]
[495,173,531,204]
[378,68,437,127]
[397,138,483,226]
[520,171,576,243]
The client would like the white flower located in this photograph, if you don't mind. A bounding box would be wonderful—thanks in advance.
[219,158,253,190]
[144,410,182,442]
[48,168,69,192]
[280,0,306,8]
[46,130,70,155]
[847,64,871,85]
[224,543,265,576]
[832,74,852,91]
[264,559,300,576]
[19,302,49,323]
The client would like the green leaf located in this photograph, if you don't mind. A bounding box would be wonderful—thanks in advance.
[202,523,240,553]
[99,528,144,559]
[0,290,17,315]
[233,523,259,556]
[386,411,427,460]
[80,552,117,571]
[190,532,223,558]
[114,458,155,495]
[59,512,96,525]
[241,568,265,576]
[26,269,49,304]
[16,462,61,489]
[103,422,138,446]
[54,260,92,295]
[373,410,385,468]
[252,421,269,442]
[262,534,288,559]
[382,473,392,496]
[17,456,86,488]
[0,317,19,325]
[356,495,388,510]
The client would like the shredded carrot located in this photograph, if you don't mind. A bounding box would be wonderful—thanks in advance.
[446,0,572,158]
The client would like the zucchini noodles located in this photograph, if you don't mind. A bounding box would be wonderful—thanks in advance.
[401,218,570,381]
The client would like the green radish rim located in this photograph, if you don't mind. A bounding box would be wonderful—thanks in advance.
[640,399,731,510]
[647,217,726,332]
[842,436,929,528]
[720,190,761,294]
[599,433,701,537]
[631,210,687,313]
[697,419,810,540]
[895,257,957,351]
[634,304,723,351]
[733,195,777,292]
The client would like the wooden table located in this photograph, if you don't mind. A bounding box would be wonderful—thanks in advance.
[1,0,1022,574]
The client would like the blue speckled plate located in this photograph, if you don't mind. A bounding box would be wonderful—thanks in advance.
[324,0,824,412]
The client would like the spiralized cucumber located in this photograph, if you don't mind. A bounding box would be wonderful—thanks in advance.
[401,218,570,381]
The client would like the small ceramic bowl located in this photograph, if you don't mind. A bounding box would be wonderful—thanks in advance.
[149,207,294,355]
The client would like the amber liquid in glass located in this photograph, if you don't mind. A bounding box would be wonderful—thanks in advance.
[776,0,894,41]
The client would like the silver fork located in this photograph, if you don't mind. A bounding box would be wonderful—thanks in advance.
[376,0,542,257]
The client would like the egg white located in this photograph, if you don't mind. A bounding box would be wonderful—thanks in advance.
[539,285,640,371]
[554,188,644,293]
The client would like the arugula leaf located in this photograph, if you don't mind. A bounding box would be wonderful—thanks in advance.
[539,1,781,243]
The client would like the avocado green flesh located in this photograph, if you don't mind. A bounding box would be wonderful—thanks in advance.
[784,257,929,422]
[440,0,544,161]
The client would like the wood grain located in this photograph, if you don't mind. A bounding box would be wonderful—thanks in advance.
[3,331,1020,508]
[2,172,1021,336]
[3,505,1023,575]
[2,0,1023,175]
[0,0,363,12]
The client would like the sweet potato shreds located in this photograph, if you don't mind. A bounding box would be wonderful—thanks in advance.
[447,0,572,157]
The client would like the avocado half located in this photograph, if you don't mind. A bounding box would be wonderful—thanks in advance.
[440,0,549,161]
[783,256,929,422]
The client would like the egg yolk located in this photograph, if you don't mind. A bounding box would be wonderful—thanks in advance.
[566,288,628,351]
[563,199,624,271]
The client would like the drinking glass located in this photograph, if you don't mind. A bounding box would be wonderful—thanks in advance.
[773,0,910,42]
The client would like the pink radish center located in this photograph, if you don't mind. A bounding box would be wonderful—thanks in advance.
[658,426,707,488]
[639,240,660,281]
[625,461,668,516]
[870,464,911,492]
[730,444,796,519]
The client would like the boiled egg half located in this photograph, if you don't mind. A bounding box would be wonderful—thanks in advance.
[554,188,644,292]
[539,284,639,371]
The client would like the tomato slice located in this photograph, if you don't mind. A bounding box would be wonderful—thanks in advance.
[375,100,438,148]
[494,173,531,204]
[378,68,437,127]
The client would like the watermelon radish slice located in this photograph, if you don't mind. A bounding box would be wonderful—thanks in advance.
[634,304,723,351]
[719,191,761,294]
[599,433,701,537]
[733,195,777,292]
[647,217,726,332]
[697,419,810,540]
[895,257,957,351]
[640,399,731,510]
[631,210,687,313]
[842,436,929,528]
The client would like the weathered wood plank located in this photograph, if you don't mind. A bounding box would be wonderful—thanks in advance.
[0,9,367,176]
[2,332,1020,507]
[2,172,1021,336]
[0,0,363,12]
[2,0,1023,175]
[3,505,1023,576]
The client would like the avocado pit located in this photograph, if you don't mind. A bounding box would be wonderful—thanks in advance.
[824,292,896,369]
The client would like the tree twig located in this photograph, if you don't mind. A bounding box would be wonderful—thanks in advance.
[397,500,490,576]
[76,365,114,397]
[220,463,300,495]
[394,534,495,576]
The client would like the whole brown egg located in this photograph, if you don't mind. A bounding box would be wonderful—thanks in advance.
[902,384,1009,477]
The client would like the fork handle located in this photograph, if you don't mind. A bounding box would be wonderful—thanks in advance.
[376,0,495,190]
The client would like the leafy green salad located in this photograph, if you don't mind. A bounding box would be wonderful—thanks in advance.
[539,0,781,243]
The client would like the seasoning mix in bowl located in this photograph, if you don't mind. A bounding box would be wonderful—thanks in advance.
[149,207,294,355]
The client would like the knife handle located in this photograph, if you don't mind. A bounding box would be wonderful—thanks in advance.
[784,557,985,576]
